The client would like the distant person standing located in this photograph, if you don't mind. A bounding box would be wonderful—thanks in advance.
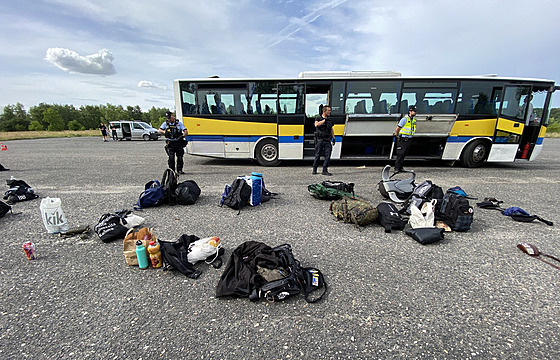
[312,105,335,176]
[110,123,118,141]
[394,105,417,173]
[99,123,108,142]
[522,94,535,126]
[158,111,188,174]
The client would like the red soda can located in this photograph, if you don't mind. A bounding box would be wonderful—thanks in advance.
[22,242,36,260]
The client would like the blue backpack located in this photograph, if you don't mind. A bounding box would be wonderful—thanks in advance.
[447,186,477,199]
[134,180,164,210]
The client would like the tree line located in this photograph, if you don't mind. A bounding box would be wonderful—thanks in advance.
[1,102,559,133]
[0,103,171,132]
[542,108,560,132]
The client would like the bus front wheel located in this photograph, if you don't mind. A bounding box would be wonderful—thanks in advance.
[460,139,488,168]
[256,139,281,166]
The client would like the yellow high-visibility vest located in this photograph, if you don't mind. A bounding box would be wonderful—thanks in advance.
[400,116,416,136]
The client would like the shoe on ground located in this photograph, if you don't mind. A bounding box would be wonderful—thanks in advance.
[322,171,332,176]
[312,170,318,175]
[178,170,186,175]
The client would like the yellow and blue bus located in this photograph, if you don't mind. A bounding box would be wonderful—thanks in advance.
[173,71,557,167]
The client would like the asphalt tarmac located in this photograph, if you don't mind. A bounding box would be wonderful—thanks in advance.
[1,137,559,359]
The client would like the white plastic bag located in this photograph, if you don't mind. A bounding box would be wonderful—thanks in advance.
[40,197,69,234]
[187,237,221,264]
[409,199,436,229]
[123,214,145,229]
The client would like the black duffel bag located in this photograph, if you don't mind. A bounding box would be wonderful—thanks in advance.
[174,180,201,205]
[405,227,444,245]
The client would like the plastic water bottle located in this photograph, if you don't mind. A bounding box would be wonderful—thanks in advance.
[147,241,162,268]
[250,172,262,206]
[136,240,149,269]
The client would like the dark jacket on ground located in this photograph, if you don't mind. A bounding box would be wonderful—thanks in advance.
[216,241,279,298]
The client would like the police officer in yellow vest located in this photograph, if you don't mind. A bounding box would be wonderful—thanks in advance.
[394,105,417,173]
[158,111,188,174]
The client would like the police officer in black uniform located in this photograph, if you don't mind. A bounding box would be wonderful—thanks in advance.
[158,111,188,174]
[313,105,335,176]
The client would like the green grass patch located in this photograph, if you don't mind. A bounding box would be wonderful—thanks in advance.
[0,130,99,141]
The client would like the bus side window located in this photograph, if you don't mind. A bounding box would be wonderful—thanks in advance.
[354,100,367,114]
[399,99,409,113]
[373,99,388,114]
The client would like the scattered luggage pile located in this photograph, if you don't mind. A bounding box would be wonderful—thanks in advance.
[308,164,553,249]
[4,161,558,306]
[3,168,328,304]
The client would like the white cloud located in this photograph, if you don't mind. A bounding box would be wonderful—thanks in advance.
[137,81,167,90]
[44,48,117,75]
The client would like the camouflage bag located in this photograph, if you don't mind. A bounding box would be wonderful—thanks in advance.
[330,196,378,226]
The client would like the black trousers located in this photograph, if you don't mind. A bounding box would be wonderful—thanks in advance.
[112,130,118,141]
[395,137,412,171]
[165,145,185,172]
[313,140,332,172]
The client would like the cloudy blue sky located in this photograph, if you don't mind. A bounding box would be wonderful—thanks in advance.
[1,0,559,112]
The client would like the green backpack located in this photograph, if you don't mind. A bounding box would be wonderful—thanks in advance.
[329,196,378,226]
[308,182,354,200]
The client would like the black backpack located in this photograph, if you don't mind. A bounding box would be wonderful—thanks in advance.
[4,178,39,204]
[221,178,251,212]
[175,180,201,205]
[376,202,407,233]
[402,180,443,215]
[161,168,178,205]
[438,192,473,231]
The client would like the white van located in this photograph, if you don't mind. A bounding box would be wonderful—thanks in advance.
[109,121,160,141]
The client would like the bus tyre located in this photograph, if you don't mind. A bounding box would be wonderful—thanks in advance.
[143,134,150,141]
[460,139,488,168]
[256,139,281,167]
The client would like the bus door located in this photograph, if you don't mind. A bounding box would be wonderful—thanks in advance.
[303,90,329,158]
[277,83,305,159]
[487,85,531,162]
[519,88,549,160]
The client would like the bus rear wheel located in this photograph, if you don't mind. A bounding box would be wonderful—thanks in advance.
[256,139,281,166]
[460,139,488,167]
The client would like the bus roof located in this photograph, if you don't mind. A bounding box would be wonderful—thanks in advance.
[174,73,555,85]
